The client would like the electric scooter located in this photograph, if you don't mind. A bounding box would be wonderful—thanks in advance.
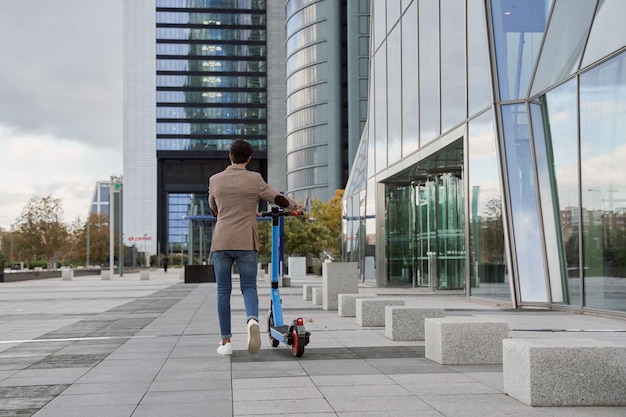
[260,206,311,357]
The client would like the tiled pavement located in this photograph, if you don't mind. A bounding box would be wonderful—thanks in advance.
[0,270,625,417]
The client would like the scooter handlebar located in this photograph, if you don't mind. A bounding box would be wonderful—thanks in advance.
[259,208,304,218]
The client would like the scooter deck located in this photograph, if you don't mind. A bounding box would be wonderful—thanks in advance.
[270,325,290,335]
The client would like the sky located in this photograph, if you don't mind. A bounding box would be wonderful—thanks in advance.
[0,1,123,231]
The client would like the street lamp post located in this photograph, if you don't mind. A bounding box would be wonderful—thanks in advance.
[143,233,147,267]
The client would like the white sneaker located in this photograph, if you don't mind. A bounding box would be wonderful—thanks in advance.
[217,341,232,355]
[247,319,261,354]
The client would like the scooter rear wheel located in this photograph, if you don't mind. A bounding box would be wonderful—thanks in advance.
[291,329,305,357]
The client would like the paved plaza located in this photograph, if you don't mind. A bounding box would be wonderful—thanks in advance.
[0,270,625,416]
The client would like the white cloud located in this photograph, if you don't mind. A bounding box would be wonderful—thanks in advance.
[0,1,123,231]
[0,132,121,229]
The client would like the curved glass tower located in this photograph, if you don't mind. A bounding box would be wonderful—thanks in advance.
[285,0,345,203]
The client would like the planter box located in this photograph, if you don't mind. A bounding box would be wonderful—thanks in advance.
[184,265,216,283]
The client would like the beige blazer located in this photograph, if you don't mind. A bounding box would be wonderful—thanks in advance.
[208,165,297,251]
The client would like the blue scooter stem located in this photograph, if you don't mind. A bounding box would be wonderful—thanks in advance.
[270,211,283,327]
[260,207,303,329]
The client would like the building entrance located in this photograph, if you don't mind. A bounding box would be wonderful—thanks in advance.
[384,139,465,289]
[414,173,465,289]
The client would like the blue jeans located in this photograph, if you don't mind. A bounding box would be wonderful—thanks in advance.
[213,250,259,339]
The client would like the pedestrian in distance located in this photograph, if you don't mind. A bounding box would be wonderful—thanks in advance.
[162,254,168,273]
[209,139,302,355]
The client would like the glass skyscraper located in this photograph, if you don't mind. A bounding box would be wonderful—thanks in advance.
[124,0,286,261]
[343,0,626,315]
[284,0,370,205]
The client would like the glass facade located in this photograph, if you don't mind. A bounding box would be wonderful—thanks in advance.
[285,0,347,203]
[154,0,269,259]
[343,0,626,315]
[156,0,267,152]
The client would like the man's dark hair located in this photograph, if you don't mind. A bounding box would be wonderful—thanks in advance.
[230,139,254,163]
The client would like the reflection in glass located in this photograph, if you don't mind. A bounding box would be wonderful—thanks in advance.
[401,1,419,156]
[467,0,492,114]
[374,46,388,172]
[387,26,402,165]
[530,0,595,96]
[386,185,414,286]
[440,0,466,132]
[156,28,267,41]
[529,105,562,301]
[372,0,386,51]
[530,81,578,305]
[419,0,440,143]
[365,179,377,282]
[491,0,550,100]
[501,103,547,302]
[581,0,626,68]
[580,52,626,311]
[468,111,509,301]
[414,173,465,290]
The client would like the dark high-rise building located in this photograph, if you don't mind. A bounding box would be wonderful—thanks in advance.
[124,0,286,261]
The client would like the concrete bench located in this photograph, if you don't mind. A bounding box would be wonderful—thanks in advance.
[425,317,508,364]
[312,287,323,305]
[302,284,322,301]
[322,262,358,311]
[338,294,378,317]
[356,299,405,327]
[503,338,626,406]
[385,307,445,341]
[61,269,74,281]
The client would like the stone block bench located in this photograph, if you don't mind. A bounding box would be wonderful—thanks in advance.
[503,338,626,406]
[61,269,74,281]
[338,294,378,317]
[312,287,323,305]
[356,299,405,327]
[302,284,322,301]
[322,262,358,311]
[385,307,445,341]
[425,317,508,364]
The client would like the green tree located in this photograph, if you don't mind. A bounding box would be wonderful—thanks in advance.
[257,220,271,263]
[309,189,344,257]
[257,190,344,260]
[283,214,332,256]
[13,195,68,269]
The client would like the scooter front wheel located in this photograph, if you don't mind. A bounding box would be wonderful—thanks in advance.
[268,313,280,347]
[291,329,305,357]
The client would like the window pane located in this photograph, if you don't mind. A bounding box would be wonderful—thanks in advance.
[502,103,548,302]
[441,0,466,132]
[468,111,509,301]
[468,0,492,115]
[491,0,550,100]
[582,0,626,68]
[530,0,596,96]
[419,0,440,143]
[374,46,388,172]
[402,1,419,156]
[387,26,402,165]
[386,185,413,286]
[531,81,579,305]
[372,0,386,51]
[580,52,626,311]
